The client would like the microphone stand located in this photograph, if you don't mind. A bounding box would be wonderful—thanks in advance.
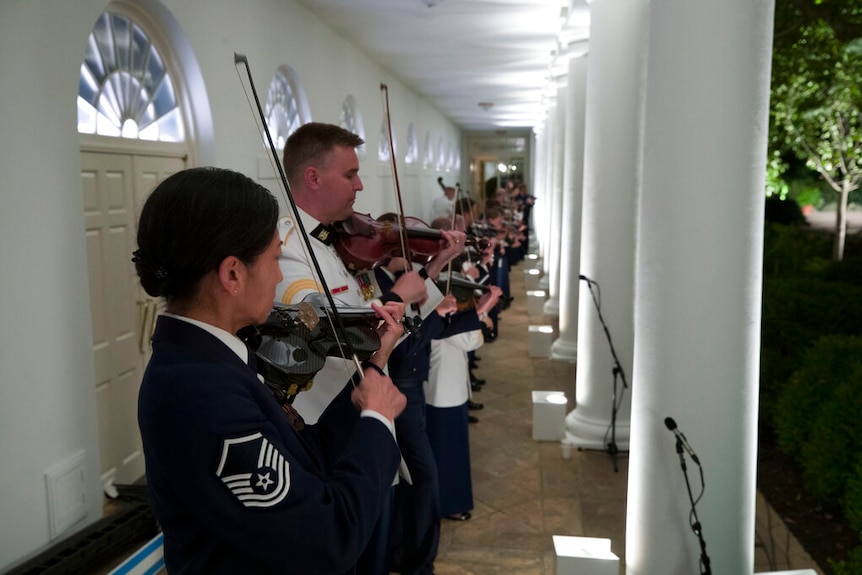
[673,432,712,574]
[580,275,628,472]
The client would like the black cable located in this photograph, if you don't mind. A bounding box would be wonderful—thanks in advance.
[669,424,712,575]
[579,274,629,472]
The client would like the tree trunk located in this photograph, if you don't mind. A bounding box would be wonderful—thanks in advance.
[832,180,850,261]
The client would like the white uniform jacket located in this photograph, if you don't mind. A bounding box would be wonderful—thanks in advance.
[276,208,442,421]
[425,329,483,409]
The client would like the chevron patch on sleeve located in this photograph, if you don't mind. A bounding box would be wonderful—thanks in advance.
[215,432,291,508]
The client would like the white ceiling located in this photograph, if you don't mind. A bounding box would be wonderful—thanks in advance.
[296,0,591,133]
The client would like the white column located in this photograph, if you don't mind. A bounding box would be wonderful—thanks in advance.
[565,0,647,450]
[527,125,545,257]
[536,112,554,269]
[541,83,566,315]
[539,95,562,293]
[530,119,548,258]
[551,54,588,362]
[625,1,774,574]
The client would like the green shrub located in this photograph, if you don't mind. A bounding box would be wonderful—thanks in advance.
[774,335,862,463]
[764,197,807,226]
[760,277,862,420]
[822,256,862,287]
[790,183,823,208]
[800,369,862,500]
[762,222,832,277]
[845,458,862,535]
[761,221,862,571]
[829,544,862,575]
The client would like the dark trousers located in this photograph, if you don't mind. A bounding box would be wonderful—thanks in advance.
[389,380,440,575]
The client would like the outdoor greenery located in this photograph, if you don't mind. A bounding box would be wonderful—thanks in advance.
[765,4,862,570]
[762,218,862,573]
[770,0,862,260]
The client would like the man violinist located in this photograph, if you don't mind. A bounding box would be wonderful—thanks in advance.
[372,219,500,574]
[276,122,465,419]
[276,122,466,575]
[431,179,455,220]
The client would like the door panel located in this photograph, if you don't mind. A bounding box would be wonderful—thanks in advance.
[81,151,184,489]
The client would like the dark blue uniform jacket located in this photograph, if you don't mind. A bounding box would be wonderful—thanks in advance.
[138,316,400,575]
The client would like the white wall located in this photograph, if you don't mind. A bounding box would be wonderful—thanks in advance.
[158,0,462,220]
[0,0,107,565]
[0,0,461,569]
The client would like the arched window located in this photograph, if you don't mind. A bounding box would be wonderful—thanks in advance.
[436,137,445,172]
[78,11,184,141]
[447,143,460,172]
[404,123,418,165]
[379,118,397,162]
[340,95,366,157]
[423,131,434,170]
[265,67,308,149]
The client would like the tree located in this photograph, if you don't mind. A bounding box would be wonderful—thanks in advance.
[774,0,862,45]
[771,1,862,260]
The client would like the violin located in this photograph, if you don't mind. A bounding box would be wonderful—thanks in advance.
[435,274,490,308]
[469,222,501,239]
[238,296,381,404]
[333,211,487,272]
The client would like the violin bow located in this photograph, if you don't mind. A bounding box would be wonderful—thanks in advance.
[445,181,459,295]
[380,83,422,331]
[235,53,365,377]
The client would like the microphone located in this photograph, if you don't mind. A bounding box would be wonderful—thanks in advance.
[664,417,700,464]
[578,274,593,283]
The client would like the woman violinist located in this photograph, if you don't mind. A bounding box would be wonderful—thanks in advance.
[135,167,407,575]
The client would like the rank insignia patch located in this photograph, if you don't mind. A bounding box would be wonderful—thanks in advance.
[216,432,290,508]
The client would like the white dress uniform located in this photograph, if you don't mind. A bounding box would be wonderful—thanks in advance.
[431,194,454,220]
[425,329,484,517]
[425,330,483,408]
[276,208,382,423]
[276,208,444,423]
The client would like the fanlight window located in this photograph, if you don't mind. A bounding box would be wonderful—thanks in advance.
[379,119,397,162]
[265,71,302,150]
[78,11,184,141]
[447,144,459,172]
[340,95,366,157]
[436,138,445,172]
[404,123,418,165]
[423,131,434,169]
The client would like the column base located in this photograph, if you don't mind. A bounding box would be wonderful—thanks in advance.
[550,336,577,363]
[543,297,560,316]
[565,409,630,451]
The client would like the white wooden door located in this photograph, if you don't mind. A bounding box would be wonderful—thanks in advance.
[81,151,184,489]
